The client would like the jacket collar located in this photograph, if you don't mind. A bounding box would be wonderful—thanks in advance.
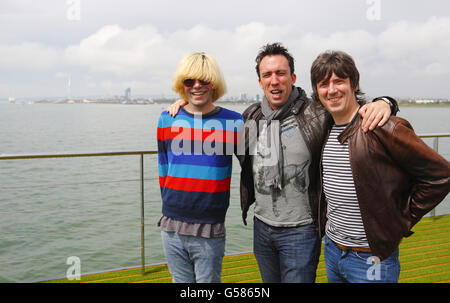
[291,86,308,115]
[337,106,362,144]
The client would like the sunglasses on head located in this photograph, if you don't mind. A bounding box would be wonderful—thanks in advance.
[183,78,210,87]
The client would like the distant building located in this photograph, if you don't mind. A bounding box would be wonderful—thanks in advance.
[416,99,435,104]
[125,88,131,100]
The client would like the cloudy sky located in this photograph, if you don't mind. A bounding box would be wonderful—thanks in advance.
[1,0,450,100]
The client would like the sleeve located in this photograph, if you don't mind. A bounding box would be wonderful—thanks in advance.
[387,119,450,224]
[157,114,168,190]
[233,115,245,158]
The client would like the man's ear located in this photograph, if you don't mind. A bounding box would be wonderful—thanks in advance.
[291,73,297,86]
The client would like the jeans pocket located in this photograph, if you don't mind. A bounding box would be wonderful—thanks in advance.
[354,251,373,262]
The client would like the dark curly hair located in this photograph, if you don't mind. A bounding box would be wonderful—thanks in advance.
[255,42,295,79]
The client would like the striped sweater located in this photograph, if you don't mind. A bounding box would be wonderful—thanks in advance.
[157,107,243,224]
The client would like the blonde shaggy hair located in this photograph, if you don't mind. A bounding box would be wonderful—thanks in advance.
[172,52,227,103]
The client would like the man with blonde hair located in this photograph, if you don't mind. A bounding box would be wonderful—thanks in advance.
[157,52,243,282]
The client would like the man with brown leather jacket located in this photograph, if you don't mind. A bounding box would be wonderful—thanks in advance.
[311,50,450,283]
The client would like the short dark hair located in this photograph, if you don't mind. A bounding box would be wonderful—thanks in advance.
[255,42,295,78]
[310,50,364,102]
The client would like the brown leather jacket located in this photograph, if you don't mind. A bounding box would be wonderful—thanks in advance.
[319,113,450,260]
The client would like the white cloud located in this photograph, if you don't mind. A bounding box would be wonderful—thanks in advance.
[377,16,450,75]
[64,24,167,75]
[0,42,62,70]
[1,16,450,98]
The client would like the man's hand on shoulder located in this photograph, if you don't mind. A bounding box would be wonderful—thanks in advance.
[359,99,391,132]
[167,99,188,117]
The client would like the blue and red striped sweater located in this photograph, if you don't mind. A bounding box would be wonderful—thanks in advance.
[157,107,243,224]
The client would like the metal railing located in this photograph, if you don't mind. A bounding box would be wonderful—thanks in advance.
[0,133,448,277]
[416,133,450,218]
[417,133,450,152]
[1,150,156,276]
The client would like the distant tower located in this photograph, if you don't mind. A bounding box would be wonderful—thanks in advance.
[125,87,131,100]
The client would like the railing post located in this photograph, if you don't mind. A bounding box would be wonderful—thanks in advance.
[140,154,145,274]
[430,137,439,220]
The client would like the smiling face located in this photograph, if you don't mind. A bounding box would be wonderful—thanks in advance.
[183,79,215,113]
[258,55,297,109]
[316,72,360,124]
[172,52,227,111]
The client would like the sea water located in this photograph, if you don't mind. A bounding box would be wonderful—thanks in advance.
[0,103,448,282]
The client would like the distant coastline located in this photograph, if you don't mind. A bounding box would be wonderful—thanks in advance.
[3,98,450,108]
[398,103,450,108]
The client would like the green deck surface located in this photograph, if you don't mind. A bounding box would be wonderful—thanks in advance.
[46,214,450,283]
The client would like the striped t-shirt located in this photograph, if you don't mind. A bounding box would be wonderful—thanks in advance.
[157,107,243,224]
[322,123,369,248]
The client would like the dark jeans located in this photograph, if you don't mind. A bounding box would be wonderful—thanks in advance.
[253,217,321,283]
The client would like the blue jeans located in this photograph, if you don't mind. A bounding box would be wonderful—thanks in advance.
[253,217,321,283]
[323,235,400,283]
[161,231,225,283]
